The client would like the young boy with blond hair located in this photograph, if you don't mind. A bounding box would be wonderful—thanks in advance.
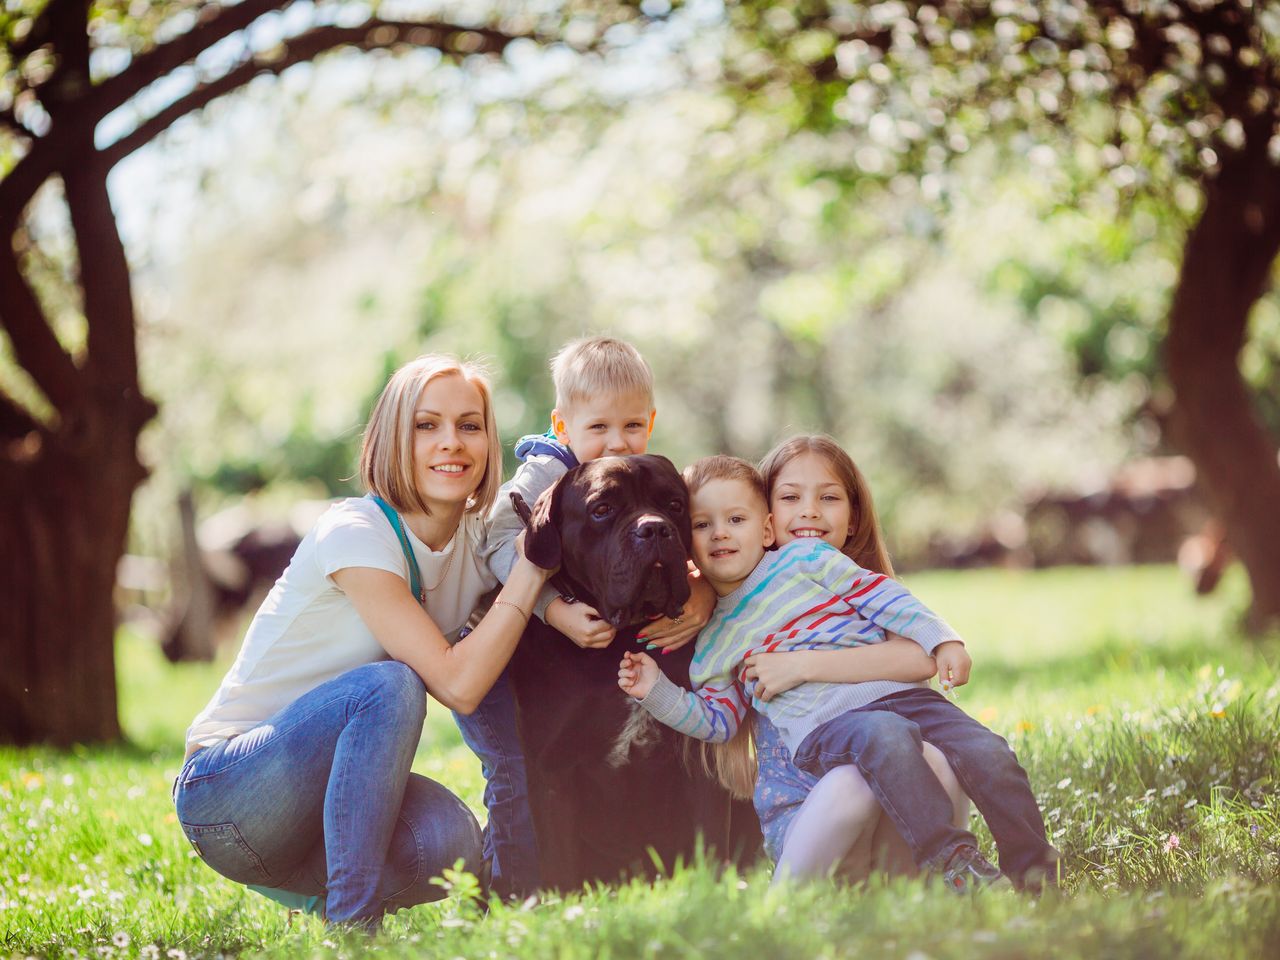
[462,335,713,898]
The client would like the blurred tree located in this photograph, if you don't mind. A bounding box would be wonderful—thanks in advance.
[0,0,577,745]
[137,63,1131,562]
[721,0,1280,630]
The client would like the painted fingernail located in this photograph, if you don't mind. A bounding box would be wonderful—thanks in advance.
[646,643,657,651]
[636,634,647,641]
[661,648,673,656]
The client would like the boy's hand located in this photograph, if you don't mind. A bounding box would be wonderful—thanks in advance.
[933,640,972,693]
[546,596,617,649]
[638,567,715,654]
[742,651,809,702]
[618,651,659,699]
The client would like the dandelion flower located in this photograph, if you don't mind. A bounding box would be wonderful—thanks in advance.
[112,933,131,948]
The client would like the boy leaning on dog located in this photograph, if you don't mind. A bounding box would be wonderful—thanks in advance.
[460,336,717,898]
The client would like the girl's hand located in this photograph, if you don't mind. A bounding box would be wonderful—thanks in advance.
[638,568,715,654]
[618,651,659,699]
[933,640,972,693]
[742,651,810,702]
[547,597,617,649]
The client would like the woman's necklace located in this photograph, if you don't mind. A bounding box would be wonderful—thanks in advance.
[405,514,455,601]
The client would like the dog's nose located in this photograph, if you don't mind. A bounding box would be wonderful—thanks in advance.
[634,517,674,541]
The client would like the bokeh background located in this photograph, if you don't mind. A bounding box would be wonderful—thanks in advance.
[5,4,1280,956]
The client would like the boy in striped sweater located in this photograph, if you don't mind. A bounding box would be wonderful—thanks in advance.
[618,455,1058,891]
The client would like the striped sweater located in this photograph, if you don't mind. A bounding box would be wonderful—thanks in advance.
[640,539,960,755]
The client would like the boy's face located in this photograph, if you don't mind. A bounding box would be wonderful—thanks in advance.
[553,390,655,463]
[689,478,774,596]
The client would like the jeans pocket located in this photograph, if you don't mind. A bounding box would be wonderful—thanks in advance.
[181,821,273,886]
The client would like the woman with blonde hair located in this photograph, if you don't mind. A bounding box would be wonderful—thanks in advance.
[174,355,553,929]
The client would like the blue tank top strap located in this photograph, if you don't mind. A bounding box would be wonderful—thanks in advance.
[367,494,424,604]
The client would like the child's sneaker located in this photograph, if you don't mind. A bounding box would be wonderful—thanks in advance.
[940,845,1003,894]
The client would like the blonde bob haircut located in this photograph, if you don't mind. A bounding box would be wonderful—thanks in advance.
[550,336,654,412]
[760,434,895,577]
[359,354,501,517]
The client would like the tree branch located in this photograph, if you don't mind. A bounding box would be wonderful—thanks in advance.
[87,0,286,122]
[0,385,44,441]
[0,231,83,414]
[62,156,139,393]
[99,18,525,168]
[0,107,34,140]
[8,0,89,60]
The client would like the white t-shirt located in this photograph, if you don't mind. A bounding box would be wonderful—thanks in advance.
[184,497,497,754]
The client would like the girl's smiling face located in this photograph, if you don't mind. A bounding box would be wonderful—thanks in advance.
[769,451,854,552]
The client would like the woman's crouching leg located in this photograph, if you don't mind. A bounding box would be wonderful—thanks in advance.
[379,774,484,913]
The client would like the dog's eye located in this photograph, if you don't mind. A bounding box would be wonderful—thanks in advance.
[668,499,684,514]
[591,502,613,519]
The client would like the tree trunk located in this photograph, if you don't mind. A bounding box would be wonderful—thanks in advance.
[1165,130,1280,632]
[161,489,218,663]
[0,402,146,745]
[0,151,153,745]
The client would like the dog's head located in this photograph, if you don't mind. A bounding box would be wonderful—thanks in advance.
[525,454,693,627]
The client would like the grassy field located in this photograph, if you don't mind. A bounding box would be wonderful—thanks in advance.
[3,564,1279,958]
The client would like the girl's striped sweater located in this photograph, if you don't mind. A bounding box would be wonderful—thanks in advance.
[640,538,960,755]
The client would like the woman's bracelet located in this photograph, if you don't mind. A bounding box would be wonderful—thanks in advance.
[492,598,530,623]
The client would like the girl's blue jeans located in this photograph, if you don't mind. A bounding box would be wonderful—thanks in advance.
[173,661,483,924]
[451,667,541,898]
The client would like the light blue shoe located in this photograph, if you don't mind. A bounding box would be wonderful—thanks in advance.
[247,884,324,917]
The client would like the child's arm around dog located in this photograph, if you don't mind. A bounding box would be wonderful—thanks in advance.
[617,648,750,744]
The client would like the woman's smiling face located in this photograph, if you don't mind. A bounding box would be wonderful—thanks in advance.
[411,373,489,513]
[769,451,854,552]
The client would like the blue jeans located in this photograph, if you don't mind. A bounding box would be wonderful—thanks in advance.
[174,661,482,924]
[794,689,1057,884]
[452,667,540,898]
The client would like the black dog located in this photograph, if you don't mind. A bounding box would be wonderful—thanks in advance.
[510,454,759,890]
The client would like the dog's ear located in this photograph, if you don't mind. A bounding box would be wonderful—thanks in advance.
[524,478,564,571]
[646,455,694,556]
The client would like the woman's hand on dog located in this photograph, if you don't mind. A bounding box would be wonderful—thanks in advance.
[636,566,715,653]
[547,597,617,649]
[618,651,658,699]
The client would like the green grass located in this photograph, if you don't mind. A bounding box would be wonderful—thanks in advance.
[3,565,1279,958]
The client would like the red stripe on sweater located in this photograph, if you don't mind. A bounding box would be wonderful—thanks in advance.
[776,594,841,633]
[847,574,886,600]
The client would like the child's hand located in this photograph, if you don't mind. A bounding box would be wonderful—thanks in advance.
[547,597,617,649]
[618,651,659,699]
[637,567,715,654]
[933,640,972,694]
[742,651,809,702]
